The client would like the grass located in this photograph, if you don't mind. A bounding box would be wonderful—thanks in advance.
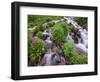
[28,15,63,28]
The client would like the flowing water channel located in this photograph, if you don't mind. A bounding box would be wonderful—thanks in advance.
[64,17,88,55]
[32,17,88,65]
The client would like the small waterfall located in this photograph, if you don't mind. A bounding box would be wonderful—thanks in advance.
[66,32,74,42]
[42,29,53,65]
[65,16,88,55]
[39,16,88,66]
[43,49,52,66]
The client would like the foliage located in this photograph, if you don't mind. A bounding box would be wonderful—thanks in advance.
[51,22,69,44]
[62,42,87,64]
[73,17,88,29]
[33,24,47,34]
[62,42,75,57]
[28,15,88,65]
[42,23,49,29]
[36,31,43,38]
[28,39,46,63]
[28,15,63,28]
[28,30,34,41]
[64,19,67,22]
[33,26,40,34]
[68,24,76,31]
[47,22,55,27]
[28,22,34,28]
[37,24,46,32]
[69,52,88,64]
[54,22,69,34]
[52,26,65,43]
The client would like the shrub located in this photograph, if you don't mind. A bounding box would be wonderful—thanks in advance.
[62,42,75,57]
[51,22,69,44]
[42,23,49,29]
[54,22,69,36]
[36,31,43,38]
[51,26,65,44]
[28,39,46,63]
[28,30,34,41]
[28,22,34,28]
[28,15,63,27]
[62,42,87,64]
[48,22,55,27]
[68,24,76,31]
[33,26,40,33]
[37,24,45,32]
[33,24,47,33]
[70,52,88,64]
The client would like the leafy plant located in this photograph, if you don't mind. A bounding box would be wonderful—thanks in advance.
[62,42,87,64]
[54,22,69,35]
[36,31,43,38]
[28,22,34,28]
[51,26,65,44]
[33,26,40,34]
[33,24,47,33]
[28,15,63,27]
[37,24,46,32]
[68,24,76,31]
[47,22,55,27]
[28,39,46,64]
[51,22,68,44]
[73,17,88,29]
[62,42,75,57]
[70,52,88,64]
[42,23,49,29]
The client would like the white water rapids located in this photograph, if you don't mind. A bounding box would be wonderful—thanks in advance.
[64,17,88,55]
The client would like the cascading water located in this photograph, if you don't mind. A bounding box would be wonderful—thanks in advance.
[43,49,52,65]
[65,17,88,55]
[42,28,53,65]
[40,16,88,66]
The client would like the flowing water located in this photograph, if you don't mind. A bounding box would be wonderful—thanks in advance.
[65,17,88,55]
[41,17,88,65]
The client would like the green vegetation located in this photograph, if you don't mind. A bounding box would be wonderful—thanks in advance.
[42,23,48,29]
[47,22,55,27]
[36,31,43,38]
[62,42,75,57]
[73,17,88,29]
[51,22,69,44]
[62,42,87,64]
[68,24,76,31]
[35,25,46,32]
[55,22,69,35]
[28,39,46,64]
[28,15,63,28]
[70,52,87,64]
[28,15,88,66]
[28,30,34,41]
